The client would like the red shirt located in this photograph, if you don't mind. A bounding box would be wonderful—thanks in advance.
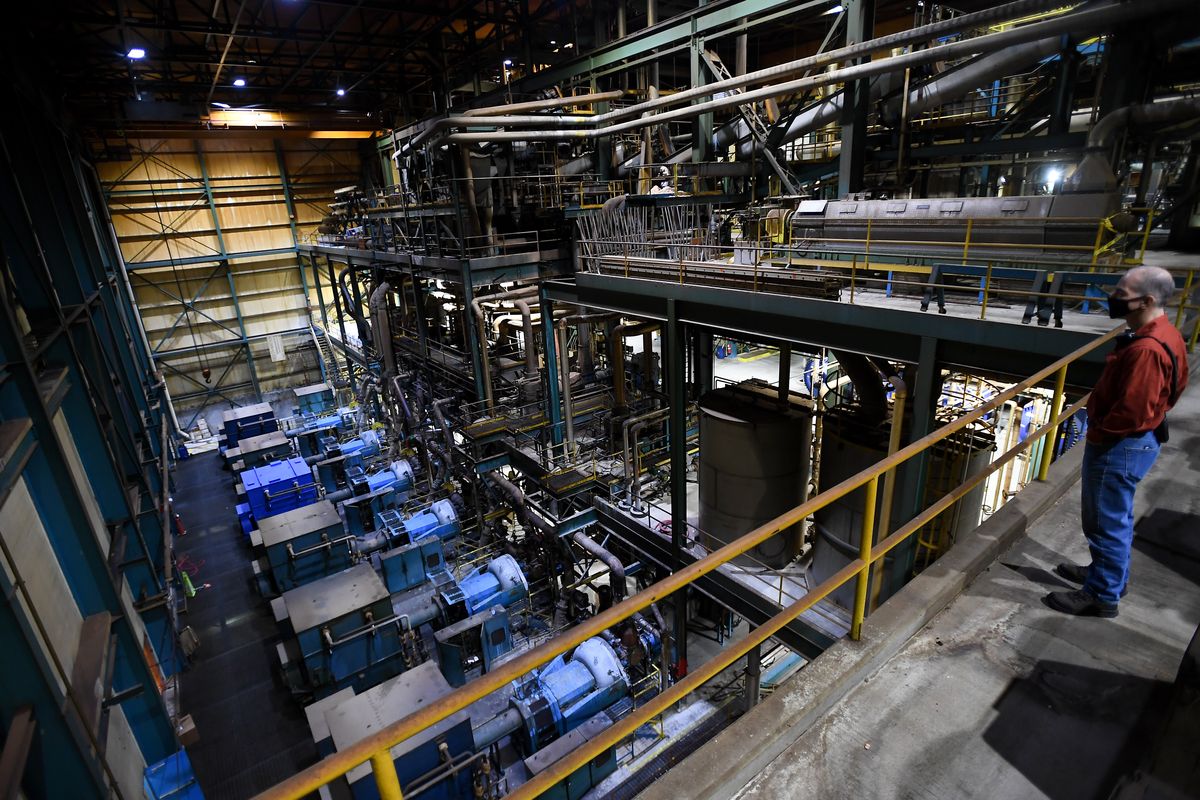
[1086,315,1189,443]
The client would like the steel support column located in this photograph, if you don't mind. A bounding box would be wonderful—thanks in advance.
[460,262,486,401]
[887,334,938,596]
[838,0,874,197]
[666,298,689,675]
[539,284,564,447]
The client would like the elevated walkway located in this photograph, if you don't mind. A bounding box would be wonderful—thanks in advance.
[641,349,1200,800]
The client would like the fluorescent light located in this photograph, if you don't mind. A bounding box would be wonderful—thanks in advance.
[550,40,556,45]
[1047,168,1062,188]
[233,78,246,87]
[336,88,346,96]
[127,47,146,59]
[211,102,231,109]
[823,4,844,14]
[503,58,513,66]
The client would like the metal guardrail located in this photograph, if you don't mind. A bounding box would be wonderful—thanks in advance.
[255,312,1153,800]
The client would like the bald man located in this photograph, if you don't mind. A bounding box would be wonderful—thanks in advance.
[1046,266,1189,617]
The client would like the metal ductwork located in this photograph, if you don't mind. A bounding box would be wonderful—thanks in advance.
[1066,97,1200,193]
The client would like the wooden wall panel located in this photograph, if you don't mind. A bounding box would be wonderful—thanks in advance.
[99,137,365,422]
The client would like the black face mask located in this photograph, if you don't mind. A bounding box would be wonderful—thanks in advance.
[1107,293,1144,319]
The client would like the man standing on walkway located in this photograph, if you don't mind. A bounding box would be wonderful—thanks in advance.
[1046,266,1189,617]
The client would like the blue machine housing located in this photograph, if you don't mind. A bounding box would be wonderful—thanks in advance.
[259,499,350,592]
[377,500,460,547]
[341,461,416,536]
[294,382,336,416]
[380,537,447,593]
[221,402,276,449]
[316,429,383,491]
[281,564,406,698]
[239,456,320,533]
[510,638,629,753]
[291,410,352,458]
[452,554,529,616]
[322,662,476,800]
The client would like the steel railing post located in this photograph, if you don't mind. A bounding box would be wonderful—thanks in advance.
[371,752,404,800]
[1037,364,1068,481]
[850,475,879,640]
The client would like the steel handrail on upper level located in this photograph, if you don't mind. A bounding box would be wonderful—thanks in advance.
[254,315,1150,800]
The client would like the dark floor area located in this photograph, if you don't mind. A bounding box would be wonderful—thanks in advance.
[174,451,317,799]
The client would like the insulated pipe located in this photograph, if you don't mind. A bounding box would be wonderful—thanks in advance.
[831,350,888,424]
[369,281,396,378]
[571,530,627,601]
[431,397,455,453]
[472,707,524,750]
[514,298,539,375]
[486,471,555,535]
[442,0,1187,145]
[470,286,538,410]
[557,327,576,450]
[622,407,669,505]
[408,0,1061,155]
[1067,97,1200,192]
[463,90,624,117]
[611,321,661,411]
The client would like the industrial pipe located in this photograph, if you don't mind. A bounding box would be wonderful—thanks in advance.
[440,0,1187,145]
[1067,97,1200,193]
[571,530,627,601]
[611,320,660,410]
[463,90,624,117]
[486,471,555,536]
[621,407,669,507]
[431,397,455,453]
[470,286,539,410]
[831,350,888,424]
[405,0,1064,155]
[368,281,396,378]
[556,326,576,451]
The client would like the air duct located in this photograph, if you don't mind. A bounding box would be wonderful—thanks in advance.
[1066,97,1200,193]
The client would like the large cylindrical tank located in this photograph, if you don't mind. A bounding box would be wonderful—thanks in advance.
[697,382,813,568]
[810,409,992,608]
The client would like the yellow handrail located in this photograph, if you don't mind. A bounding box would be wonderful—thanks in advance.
[256,321,1126,800]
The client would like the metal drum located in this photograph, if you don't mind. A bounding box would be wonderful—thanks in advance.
[697,383,813,568]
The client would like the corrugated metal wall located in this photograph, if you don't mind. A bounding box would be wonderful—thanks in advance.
[96,136,364,426]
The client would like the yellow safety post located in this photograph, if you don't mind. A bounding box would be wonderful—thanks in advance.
[1037,364,1068,481]
[1138,209,1154,263]
[980,262,994,320]
[864,218,872,271]
[1175,270,1193,329]
[1191,315,1199,353]
[961,218,974,264]
[850,475,879,640]
[1089,219,1105,268]
[371,752,404,800]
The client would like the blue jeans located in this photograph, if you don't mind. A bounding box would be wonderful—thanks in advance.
[1080,431,1160,603]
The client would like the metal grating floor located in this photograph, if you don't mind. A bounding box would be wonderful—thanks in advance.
[173,451,319,799]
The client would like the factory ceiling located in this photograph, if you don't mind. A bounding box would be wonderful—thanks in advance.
[25,0,966,132]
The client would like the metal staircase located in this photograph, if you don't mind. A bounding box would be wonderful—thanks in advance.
[310,324,348,385]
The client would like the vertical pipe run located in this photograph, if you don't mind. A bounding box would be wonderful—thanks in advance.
[743,641,761,713]
[666,299,689,675]
[540,287,563,446]
[777,344,791,400]
[557,327,576,453]
[1037,365,1068,481]
[850,475,879,640]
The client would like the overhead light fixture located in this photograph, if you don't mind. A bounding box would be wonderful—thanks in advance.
[336,88,346,96]
[233,78,246,87]
[550,40,556,45]
[127,47,146,59]
[247,59,257,64]
[823,4,844,15]
[503,58,513,66]
[211,102,231,109]
[563,42,573,49]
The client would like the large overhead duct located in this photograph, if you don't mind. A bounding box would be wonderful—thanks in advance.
[1066,97,1200,193]
[425,0,1187,149]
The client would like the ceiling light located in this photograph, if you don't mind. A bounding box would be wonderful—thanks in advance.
[503,58,513,66]
[336,88,346,96]
[823,4,844,14]
[233,78,246,87]
[127,47,146,59]
[211,102,231,109]
[550,40,556,45]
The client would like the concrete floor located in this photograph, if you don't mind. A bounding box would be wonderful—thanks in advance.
[728,356,1200,800]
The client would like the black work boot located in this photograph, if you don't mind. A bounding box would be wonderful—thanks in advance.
[1054,562,1128,597]
[1044,588,1119,618]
